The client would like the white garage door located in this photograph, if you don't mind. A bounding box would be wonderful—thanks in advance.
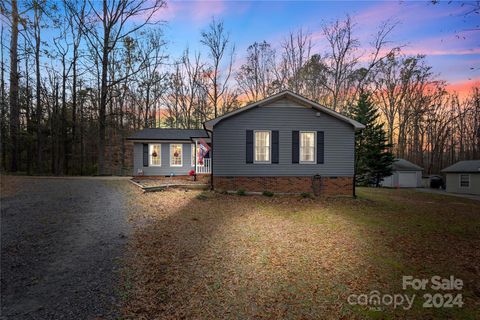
[398,172,417,187]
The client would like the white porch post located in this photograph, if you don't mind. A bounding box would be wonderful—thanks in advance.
[194,139,198,173]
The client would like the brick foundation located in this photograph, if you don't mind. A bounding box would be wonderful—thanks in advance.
[213,176,353,196]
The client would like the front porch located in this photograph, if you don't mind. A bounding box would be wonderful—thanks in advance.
[195,158,211,174]
[193,138,211,174]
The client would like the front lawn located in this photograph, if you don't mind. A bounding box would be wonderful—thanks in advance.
[122,187,480,319]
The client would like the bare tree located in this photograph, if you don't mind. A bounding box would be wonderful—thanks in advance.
[320,16,360,111]
[200,18,234,118]
[136,30,167,127]
[236,41,277,102]
[280,28,312,93]
[72,0,165,174]
[8,0,20,171]
[0,23,7,170]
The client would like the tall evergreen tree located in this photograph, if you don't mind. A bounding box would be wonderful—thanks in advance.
[352,92,395,186]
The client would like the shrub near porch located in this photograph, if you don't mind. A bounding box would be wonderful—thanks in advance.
[122,187,480,319]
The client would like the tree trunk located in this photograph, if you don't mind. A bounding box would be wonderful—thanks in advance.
[97,0,110,175]
[0,24,7,171]
[9,0,20,172]
[25,49,32,175]
[35,4,42,173]
[71,51,77,173]
[62,55,68,174]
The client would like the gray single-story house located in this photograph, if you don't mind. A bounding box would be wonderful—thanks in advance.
[441,160,480,195]
[128,128,211,176]
[380,158,423,188]
[128,90,365,196]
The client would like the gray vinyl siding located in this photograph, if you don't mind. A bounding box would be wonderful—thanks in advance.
[212,98,355,177]
[445,173,480,195]
[133,142,194,176]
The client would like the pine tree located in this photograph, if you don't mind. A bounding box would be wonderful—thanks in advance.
[352,92,395,187]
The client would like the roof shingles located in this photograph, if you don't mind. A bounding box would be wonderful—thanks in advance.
[441,160,480,173]
[127,128,208,141]
[391,158,423,171]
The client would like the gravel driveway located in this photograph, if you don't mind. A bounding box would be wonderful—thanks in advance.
[1,177,130,319]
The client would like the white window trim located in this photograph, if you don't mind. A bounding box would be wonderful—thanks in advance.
[149,143,162,167]
[170,144,183,167]
[299,131,317,164]
[459,174,470,188]
[254,130,272,164]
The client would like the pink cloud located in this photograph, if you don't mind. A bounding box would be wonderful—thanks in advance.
[188,0,225,23]
[402,48,480,56]
[134,0,226,24]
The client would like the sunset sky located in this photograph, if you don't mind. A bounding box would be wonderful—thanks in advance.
[157,0,479,97]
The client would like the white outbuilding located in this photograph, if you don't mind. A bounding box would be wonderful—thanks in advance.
[441,160,480,195]
[380,158,423,188]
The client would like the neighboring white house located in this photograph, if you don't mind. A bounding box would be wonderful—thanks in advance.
[380,158,423,188]
[441,160,480,195]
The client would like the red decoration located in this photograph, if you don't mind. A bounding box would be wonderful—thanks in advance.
[188,169,196,176]
[174,151,179,157]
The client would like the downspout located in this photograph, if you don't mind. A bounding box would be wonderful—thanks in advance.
[353,128,358,198]
[194,139,197,179]
[353,149,357,198]
[203,123,214,190]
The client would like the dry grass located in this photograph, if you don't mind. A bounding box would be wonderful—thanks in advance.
[122,187,480,319]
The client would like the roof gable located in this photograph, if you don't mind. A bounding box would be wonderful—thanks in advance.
[392,158,423,171]
[203,90,365,131]
[442,160,480,173]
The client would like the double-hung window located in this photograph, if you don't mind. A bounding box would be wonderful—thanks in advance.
[300,131,316,163]
[254,131,271,163]
[459,174,470,188]
[170,144,183,167]
[149,144,161,166]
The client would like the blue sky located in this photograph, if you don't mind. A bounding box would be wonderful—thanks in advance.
[157,0,479,96]
[10,0,477,96]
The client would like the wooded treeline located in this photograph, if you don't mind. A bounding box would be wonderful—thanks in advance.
[1,0,479,176]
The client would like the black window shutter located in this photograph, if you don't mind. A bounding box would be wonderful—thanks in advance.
[292,131,299,164]
[317,131,324,164]
[246,130,253,163]
[272,131,279,164]
[143,144,149,167]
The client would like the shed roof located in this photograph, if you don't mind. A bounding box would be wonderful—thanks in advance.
[203,90,365,131]
[127,128,209,141]
[392,158,423,171]
[441,160,480,173]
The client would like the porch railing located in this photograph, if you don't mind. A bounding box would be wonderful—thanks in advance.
[196,158,211,174]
